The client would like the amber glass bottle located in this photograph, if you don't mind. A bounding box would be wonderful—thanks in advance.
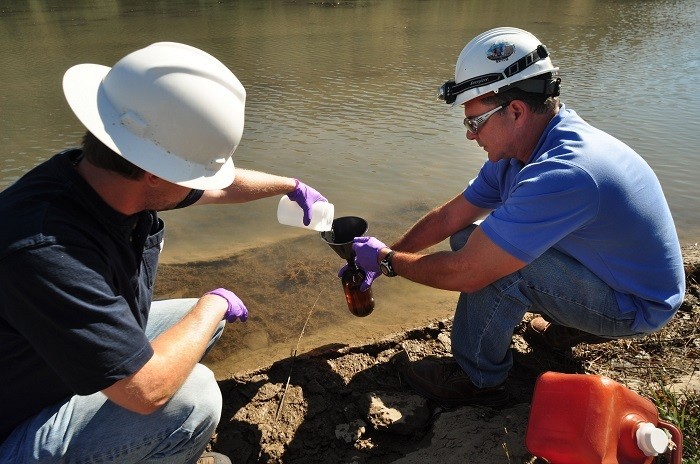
[341,264,375,317]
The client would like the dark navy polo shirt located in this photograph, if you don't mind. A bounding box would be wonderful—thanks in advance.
[0,150,173,441]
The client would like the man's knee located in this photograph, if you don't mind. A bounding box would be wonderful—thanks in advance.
[143,365,222,462]
[190,363,222,417]
[450,223,479,251]
[171,364,222,433]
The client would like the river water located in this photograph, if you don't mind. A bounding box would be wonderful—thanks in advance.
[1,0,698,377]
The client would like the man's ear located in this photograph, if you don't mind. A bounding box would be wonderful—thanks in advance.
[144,172,161,187]
[509,100,531,130]
[509,100,527,121]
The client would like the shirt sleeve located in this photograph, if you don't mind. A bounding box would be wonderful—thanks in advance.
[463,160,506,209]
[0,241,154,395]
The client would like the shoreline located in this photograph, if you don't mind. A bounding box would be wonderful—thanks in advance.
[207,244,699,463]
[154,217,698,461]
[157,229,698,379]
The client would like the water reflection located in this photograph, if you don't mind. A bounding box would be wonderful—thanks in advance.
[2,0,698,376]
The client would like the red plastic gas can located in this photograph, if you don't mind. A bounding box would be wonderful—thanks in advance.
[525,372,683,464]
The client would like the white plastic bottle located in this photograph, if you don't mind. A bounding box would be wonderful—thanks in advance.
[276,196,334,231]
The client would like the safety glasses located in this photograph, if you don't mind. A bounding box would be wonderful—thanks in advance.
[463,103,508,134]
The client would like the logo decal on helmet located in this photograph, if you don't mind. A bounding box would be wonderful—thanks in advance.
[487,42,515,62]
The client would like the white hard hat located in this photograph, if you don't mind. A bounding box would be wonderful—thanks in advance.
[437,27,559,106]
[63,42,246,190]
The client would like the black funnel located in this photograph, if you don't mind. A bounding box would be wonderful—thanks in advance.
[320,216,368,263]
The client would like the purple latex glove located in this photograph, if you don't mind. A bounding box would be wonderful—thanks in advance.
[352,236,387,274]
[337,264,380,292]
[287,179,328,226]
[205,288,248,322]
[336,236,387,292]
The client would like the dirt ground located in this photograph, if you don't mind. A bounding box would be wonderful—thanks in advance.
[185,244,700,464]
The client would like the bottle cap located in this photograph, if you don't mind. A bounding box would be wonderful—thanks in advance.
[636,422,669,456]
[277,196,334,231]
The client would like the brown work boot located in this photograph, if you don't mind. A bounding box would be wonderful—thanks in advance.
[401,357,508,407]
[525,316,609,351]
[197,452,232,464]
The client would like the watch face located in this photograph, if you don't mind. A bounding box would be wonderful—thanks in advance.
[380,262,390,276]
[380,254,395,277]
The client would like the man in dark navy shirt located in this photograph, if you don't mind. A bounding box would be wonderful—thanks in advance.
[0,43,328,464]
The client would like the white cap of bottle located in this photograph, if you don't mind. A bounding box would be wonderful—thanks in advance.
[636,422,669,456]
[277,196,334,232]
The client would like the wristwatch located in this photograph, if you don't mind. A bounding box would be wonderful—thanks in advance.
[379,250,397,277]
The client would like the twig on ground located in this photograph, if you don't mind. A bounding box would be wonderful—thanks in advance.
[275,292,322,421]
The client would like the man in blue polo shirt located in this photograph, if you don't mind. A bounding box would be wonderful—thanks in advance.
[348,27,685,406]
[0,43,328,463]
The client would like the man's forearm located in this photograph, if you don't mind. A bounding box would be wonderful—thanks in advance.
[103,294,227,414]
[197,168,297,205]
[393,194,489,252]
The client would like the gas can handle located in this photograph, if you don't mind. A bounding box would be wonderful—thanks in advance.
[658,418,683,464]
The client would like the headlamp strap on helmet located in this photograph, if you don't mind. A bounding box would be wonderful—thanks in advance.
[501,76,561,97]
[439,75,503,104]
[438,44,551,104]
[502,45,548,78]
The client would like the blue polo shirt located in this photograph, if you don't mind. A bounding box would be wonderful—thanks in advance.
[0,150,163,441]
[465,106,684,333]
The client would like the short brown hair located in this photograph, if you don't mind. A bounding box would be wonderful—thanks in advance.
[81,131,145,180]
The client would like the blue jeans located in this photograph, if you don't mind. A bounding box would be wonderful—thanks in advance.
[0,299,227,464]
[449,226,643,388]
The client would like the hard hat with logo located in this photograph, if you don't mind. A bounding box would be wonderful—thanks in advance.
[63,42,246,190]
[438,27,559,107]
